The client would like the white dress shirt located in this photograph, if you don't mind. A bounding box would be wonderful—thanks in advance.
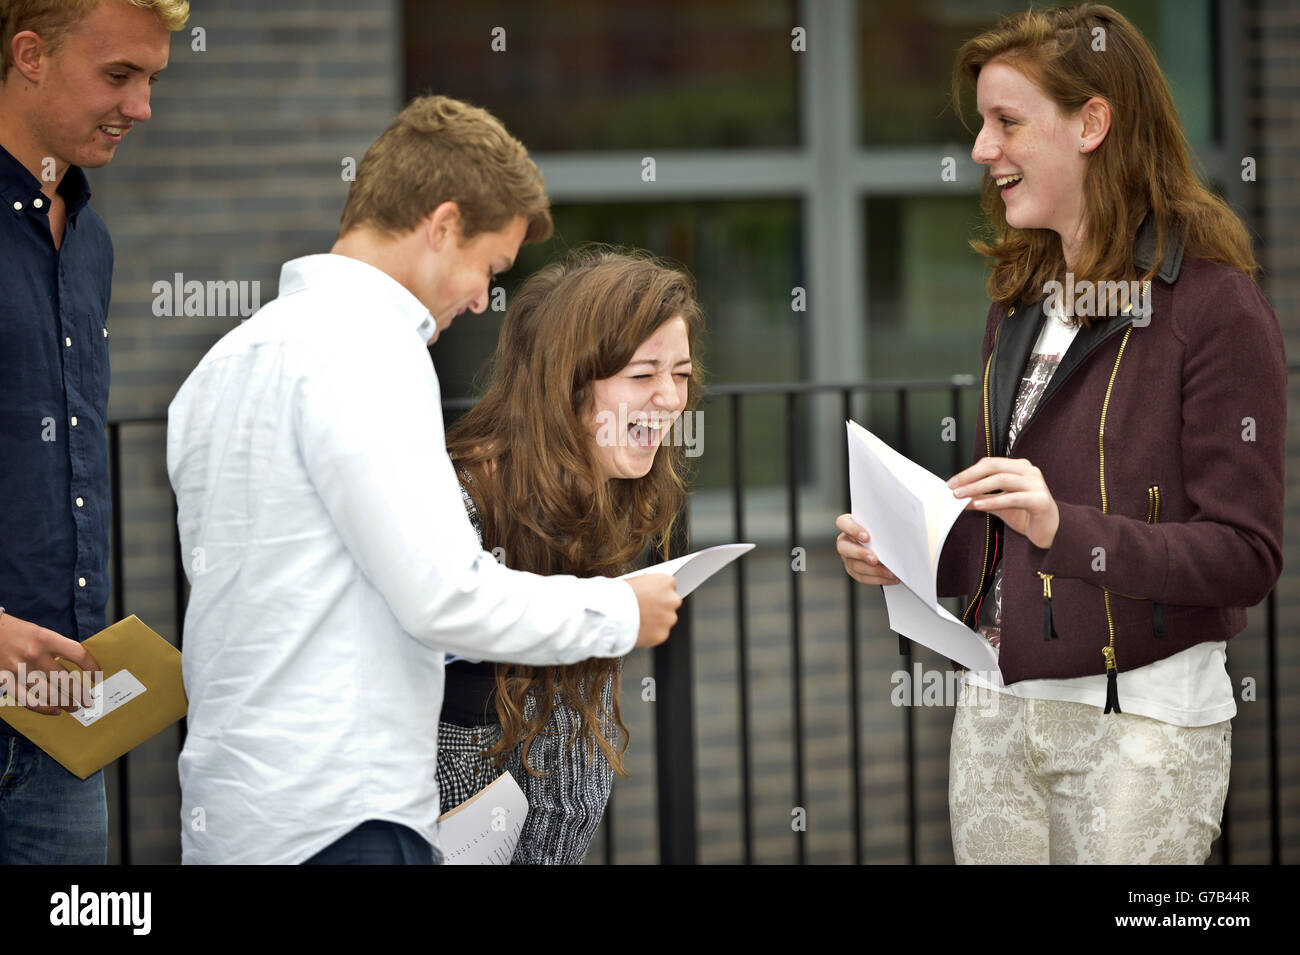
[167,254,638,864]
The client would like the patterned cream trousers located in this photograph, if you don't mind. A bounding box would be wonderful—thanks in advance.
[949,682,1231,864]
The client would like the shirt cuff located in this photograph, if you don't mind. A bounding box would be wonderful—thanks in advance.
[586,576,640,657]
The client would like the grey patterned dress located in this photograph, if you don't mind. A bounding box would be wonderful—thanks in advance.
[437,478,620,865]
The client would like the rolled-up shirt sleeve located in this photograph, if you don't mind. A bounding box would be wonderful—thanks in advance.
[293,315,638,665]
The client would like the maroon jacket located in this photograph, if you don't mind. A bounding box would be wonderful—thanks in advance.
[936,222,1286,691]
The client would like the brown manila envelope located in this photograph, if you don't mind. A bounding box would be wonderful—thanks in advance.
[0,615,188,779]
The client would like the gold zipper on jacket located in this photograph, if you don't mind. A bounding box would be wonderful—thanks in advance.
[961,326,999,626]
[1099,327,1132,713]
[1147,484,1164,638]
[1037,570,1058,639]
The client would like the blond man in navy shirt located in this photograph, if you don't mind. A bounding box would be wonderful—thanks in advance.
[0,0,189,865]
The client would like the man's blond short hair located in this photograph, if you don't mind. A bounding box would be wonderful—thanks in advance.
[1,0,190,77]
[339,95,553,245]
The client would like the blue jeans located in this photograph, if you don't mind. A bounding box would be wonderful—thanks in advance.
[302,820,439,865]
[0,735,107,864]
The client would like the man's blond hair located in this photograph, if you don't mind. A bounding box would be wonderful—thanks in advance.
[339,95,553,245]
[1,0,190,77]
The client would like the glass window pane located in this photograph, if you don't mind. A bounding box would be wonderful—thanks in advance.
[864,195,987,474]
[866,195,986,378]
[858,0,1216,151]
[404,0,799,151]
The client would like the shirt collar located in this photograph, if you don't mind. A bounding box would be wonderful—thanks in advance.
[0,141,93,221]
[277,253,438,345]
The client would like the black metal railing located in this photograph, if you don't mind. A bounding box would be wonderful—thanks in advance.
[646,377,980,865]
[103,367,1295,864]
[640,374,1292,865]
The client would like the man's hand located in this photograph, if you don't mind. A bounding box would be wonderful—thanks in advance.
[834,514,902,586]
[626,574,681,648]
[948,456,1060,550]
[0,612,100,715]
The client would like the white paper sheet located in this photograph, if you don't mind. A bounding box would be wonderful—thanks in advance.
[438,771,529,865]
[846,420,999,673]
[621,543,755,597]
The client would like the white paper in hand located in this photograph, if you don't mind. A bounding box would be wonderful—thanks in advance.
[438,771,529,865]
[621,543,755,597]
[846,421,998,673]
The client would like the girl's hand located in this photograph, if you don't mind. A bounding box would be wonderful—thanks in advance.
[835,514,901,586]
[948,457,1060,550]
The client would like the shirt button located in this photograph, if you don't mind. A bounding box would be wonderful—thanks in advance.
[64,337,72,347]
[76,497,84,507]
[11,201,21,212]
[78,577,86,588]
[103,327,108,338]
[70,416,78,427]
[33,197,43,209]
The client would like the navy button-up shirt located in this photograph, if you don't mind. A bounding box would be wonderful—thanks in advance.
[0,143,113,667]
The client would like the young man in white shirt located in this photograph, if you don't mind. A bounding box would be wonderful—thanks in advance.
[167,95,681,865]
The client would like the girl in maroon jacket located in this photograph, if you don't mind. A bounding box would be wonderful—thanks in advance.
[837,4,1284,864]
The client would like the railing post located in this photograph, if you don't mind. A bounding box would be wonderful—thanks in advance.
[108,423,131,866]
[654,502,698,865]
[731,394,754,864]
[786,392,807,864]
[894,388,918,864]
[1268,587,1279,864]
[842,389,864,864]
[173,495,187,747]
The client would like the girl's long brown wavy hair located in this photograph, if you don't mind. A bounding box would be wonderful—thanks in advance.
[952,4,1257,318]
[445,246,704,777]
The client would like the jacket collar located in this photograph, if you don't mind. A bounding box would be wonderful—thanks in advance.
[986,220,1185,457]
[1133,216,1185,283]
